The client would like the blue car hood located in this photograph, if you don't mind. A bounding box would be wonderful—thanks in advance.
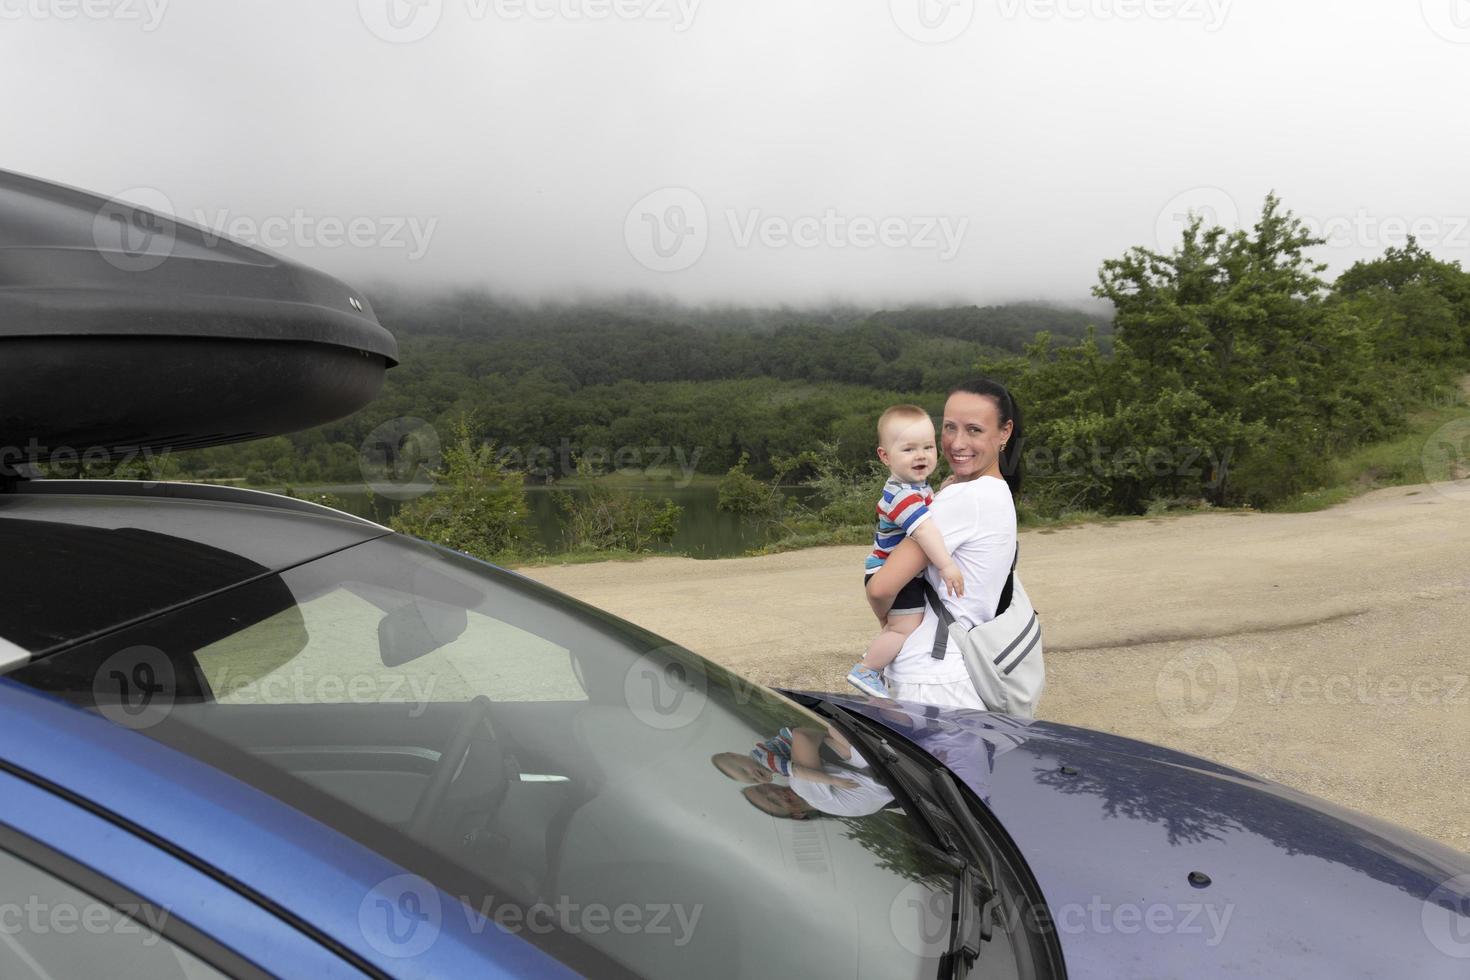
[826,696,1470,980]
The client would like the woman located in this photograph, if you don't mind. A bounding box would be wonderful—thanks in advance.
[865,378,1023,709]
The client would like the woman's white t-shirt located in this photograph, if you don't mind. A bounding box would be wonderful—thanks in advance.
[884,475,1016,685]
[786,746,894,818]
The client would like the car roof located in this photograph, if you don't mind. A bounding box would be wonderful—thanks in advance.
[0,481,390,658]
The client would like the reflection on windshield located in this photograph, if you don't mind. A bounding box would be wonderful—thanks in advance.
[14,535,976,979]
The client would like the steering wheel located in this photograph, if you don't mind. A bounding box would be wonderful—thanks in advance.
[408,695,502,839]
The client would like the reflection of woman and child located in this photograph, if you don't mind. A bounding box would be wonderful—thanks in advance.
[711,723,893,819]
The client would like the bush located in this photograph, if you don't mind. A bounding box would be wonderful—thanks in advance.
[556,460,682,553]
[717,452,782,517]
[390,417,531,561]
[796,440,885,527]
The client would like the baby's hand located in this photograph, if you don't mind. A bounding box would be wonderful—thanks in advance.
[833,777,860,790]
[939,562,965,599]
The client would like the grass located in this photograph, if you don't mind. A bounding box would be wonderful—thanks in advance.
[1269,379,1470,513]
[504,547,654,568]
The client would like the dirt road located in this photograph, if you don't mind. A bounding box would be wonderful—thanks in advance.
[522,481,1470,851]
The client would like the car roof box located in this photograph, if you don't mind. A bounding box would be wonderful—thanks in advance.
[0,169,398,465]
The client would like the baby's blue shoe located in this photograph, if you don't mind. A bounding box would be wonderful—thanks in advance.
[846,664,891,699]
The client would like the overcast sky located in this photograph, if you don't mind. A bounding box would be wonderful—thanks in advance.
[3,0,1468,308]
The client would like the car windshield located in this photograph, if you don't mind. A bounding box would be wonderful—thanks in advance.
[9,533,1007,979]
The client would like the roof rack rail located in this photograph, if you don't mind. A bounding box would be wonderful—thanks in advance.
[10,480,390,531]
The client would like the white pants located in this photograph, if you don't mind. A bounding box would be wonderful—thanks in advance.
[887,676,988,711]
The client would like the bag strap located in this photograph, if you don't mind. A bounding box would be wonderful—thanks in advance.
[921,579,954,660]
[921,543,1020,660]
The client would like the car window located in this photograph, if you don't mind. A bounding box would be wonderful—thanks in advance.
[0,847,229,980]
[196,585,586,705]
[12,535,1016,980]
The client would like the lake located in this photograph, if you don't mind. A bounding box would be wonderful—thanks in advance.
[297,481,814,559]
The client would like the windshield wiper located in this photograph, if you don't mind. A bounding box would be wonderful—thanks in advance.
[932,769,1003,979]
[801,699,1001,978]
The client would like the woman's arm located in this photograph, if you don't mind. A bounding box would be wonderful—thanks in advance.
[865,535,929,620]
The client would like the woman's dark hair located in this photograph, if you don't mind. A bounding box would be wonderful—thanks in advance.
[950,377,1024,496]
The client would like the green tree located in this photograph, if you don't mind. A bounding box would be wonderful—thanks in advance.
[390,417,531,560]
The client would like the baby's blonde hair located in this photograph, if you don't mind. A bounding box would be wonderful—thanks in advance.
[877,404,933,446]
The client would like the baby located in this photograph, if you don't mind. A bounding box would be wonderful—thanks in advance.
[846,405,963,699]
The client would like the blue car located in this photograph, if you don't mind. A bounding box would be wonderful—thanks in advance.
[2,168,1468,978]
[1,479,1469,980]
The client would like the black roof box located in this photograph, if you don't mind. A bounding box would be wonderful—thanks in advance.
[0,169,398,464]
